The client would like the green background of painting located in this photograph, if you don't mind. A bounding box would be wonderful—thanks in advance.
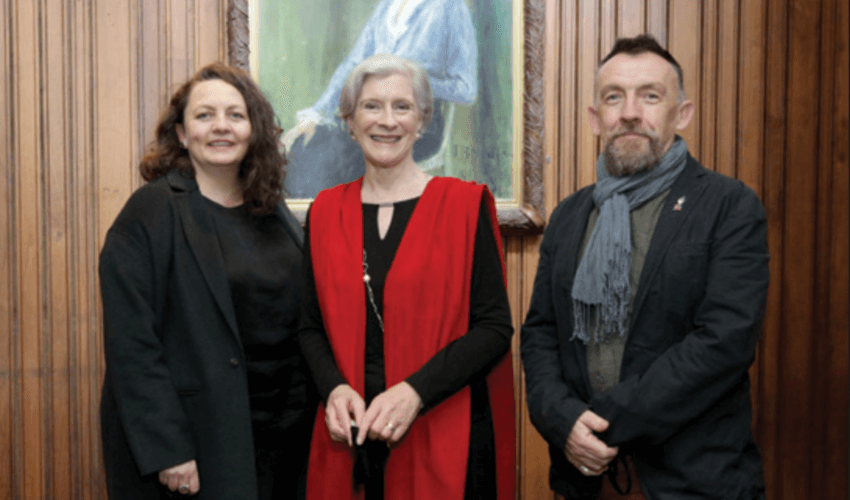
[256,0,514,199]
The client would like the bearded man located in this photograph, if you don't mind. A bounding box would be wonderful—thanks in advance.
[520,34,769,500]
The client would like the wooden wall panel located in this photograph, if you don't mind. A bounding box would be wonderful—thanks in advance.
[0,0,230,498]
[0,3,13,496]
[1,0,19,493]
[812,0,849,498]
[0,0,846,499]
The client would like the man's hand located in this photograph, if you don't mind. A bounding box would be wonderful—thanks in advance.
[325,384,366,446]
[158,459,200,495]
[565,410,619,476]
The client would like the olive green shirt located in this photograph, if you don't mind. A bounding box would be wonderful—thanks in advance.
[578,189,670,394]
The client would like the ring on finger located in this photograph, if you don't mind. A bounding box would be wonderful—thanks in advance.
[580,465,590,474]
[179,485,190,495]
[386,421,395,431]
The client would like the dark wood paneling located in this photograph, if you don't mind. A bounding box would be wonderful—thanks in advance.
[813,1,850,499]
[0,0,846,499]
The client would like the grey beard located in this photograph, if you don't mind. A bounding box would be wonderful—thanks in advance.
[604,136,664,176]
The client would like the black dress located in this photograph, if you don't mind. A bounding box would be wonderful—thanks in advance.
[299,197,512,499]
[205,199,315,500]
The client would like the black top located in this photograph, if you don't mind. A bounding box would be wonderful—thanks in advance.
[205,199,310,431]
[299,197,512,409]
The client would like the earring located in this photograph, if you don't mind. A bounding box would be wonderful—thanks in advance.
[415,130,423,139]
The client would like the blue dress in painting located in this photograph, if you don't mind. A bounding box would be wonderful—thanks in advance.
[285,0,477,198]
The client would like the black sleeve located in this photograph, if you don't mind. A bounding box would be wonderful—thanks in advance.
[405,198,513,410]
[297,208,348,401]
[100,191,196,476]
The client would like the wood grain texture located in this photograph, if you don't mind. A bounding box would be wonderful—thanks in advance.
[1,0,20,497]
[0,1,229,498]
[812,1,849,499]
[0,1,846,499]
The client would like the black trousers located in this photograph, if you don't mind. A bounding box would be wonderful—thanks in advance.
[254,421,312,500]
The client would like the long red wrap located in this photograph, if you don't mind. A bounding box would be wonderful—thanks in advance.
[306,177,515,500]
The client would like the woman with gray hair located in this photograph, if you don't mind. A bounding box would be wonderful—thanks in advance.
[299,54,516,500]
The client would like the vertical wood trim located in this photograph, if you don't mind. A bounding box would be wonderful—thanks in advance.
[645,0,666,42]
[814,1,849,498]
[757,0,787,496]
[19,0,46,497]
[557,0,576,200]
[576,0,598,190]
[780,0,820,496]
[700,0,717,170]
[618,0,647,37]
[83,0,103,498]
[826,4,849,499]
[737,0,765,195]
[545,0,561,210]
[812,0,834,493]
[600,0,616,57]
[715,0,739,178]
[668,0,701,155]
[1,0,15,498]
[43,0,61,494]
[65,0,83,494]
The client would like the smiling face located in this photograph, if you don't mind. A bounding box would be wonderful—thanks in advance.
[176,79,252,176]
[346,72,423,171]
[588,52,693,176]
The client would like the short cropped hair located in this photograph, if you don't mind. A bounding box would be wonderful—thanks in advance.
[599,34,686,102]
[140,62,286,214]
[338,53,434,130]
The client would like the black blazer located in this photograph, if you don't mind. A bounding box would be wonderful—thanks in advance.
[99,170,304,499]
[521,157,769,500]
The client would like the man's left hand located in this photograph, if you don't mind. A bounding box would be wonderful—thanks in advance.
[565,410,619,476]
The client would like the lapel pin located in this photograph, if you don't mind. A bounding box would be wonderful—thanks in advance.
[673,196,686,211]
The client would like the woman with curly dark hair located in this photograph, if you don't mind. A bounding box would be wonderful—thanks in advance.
[99,62,314,500]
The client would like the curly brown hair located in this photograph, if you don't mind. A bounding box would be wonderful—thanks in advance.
[140,62,286,214]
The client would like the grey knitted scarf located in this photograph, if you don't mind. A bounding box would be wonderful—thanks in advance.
[571,136,688,344]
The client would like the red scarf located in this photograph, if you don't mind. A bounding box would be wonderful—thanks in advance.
[306,177,515,500]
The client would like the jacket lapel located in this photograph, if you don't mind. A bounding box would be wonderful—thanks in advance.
[167,170,241,341]
[629,156,708,328]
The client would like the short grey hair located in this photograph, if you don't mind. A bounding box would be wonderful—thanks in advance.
[338,53,434,130]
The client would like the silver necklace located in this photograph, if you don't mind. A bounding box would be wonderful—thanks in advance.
[362,249,385,332]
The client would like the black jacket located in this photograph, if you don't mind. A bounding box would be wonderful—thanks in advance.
[521,157,769,500]
[99,170,305,499]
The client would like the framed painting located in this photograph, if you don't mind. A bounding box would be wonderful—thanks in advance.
[227,0,545,234]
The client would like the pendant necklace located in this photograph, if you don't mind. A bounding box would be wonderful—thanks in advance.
[362,249,385,332]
